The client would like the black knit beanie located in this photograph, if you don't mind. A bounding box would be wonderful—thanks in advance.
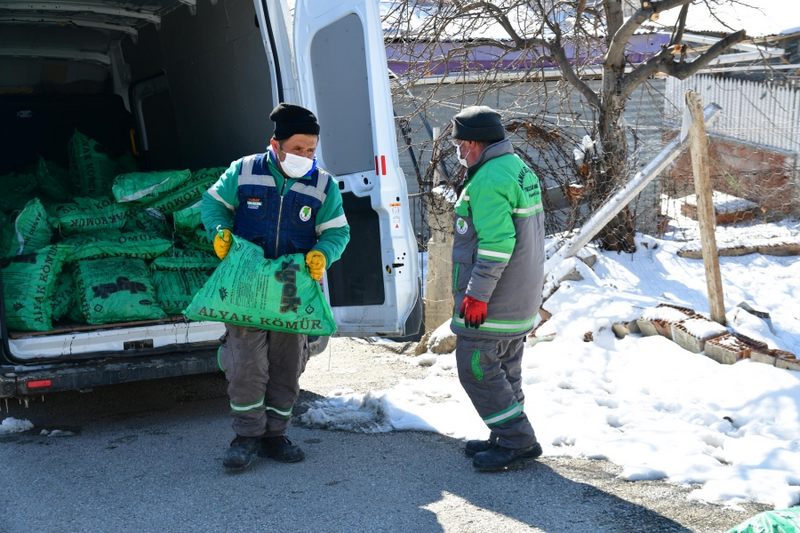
[270,103,320,140]
[450,105,505,142]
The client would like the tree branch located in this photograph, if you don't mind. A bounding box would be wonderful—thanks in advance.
[670,3,689,47]
[548,43,603,110]
[606,0,694,66]
[663,29,747,77]
[621,29,747,96]
[458,1,527,47]
[456,0,601,107]
[534,0,602,110]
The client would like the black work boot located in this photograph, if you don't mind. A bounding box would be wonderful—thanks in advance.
[259,435,305,463]
[472,441,543,472]
[464,432,498,457]
[464,438,495,457]
[222,435,261,471]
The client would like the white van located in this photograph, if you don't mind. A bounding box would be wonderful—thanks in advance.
[0,0,421,398]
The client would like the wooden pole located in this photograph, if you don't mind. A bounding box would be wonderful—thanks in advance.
[685,90,726,325]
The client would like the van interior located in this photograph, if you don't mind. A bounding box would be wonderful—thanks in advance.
[0,0,414,369]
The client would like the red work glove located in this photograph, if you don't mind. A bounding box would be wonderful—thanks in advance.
[459,295,488,329]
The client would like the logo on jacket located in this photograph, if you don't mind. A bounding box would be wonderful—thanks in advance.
[456,217,468,234]
[299,205,312,222]
[246,197,262,209]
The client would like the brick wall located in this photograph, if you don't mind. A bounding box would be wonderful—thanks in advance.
[668,136,799,218]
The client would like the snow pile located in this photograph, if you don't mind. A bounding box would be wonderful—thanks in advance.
[302,224,800,508]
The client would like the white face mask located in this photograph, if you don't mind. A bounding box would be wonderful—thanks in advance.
[453,140,469,168]
[280,151,314,178]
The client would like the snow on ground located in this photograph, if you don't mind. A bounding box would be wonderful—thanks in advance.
[301,218,800,509]
[0,417,33,434]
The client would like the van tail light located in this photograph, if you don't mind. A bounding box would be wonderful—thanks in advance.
[26,379,53,390]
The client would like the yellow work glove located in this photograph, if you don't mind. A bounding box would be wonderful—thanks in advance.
[213,227,232,260]
[305,250,326,282]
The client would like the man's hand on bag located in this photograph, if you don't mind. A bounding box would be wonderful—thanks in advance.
[459,295,488,329]
[305,250,326,282]
[213,227,232,260]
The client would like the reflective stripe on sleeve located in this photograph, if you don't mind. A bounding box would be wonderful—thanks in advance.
[512,205,543,217]
[209,188,235,211]
[451,313,538,334]
[316,213,348,234]
[477,249,511,261]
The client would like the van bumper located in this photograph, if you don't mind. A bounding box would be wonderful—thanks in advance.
[0,350,220,399]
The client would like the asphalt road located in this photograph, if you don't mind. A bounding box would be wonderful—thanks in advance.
[0,338,768,532]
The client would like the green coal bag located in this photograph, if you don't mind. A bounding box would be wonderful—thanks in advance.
[35,157,71,200]
[173,201,214,252]
[173,200,202,234]
[74,257,166,324]
[1,245,69,331]
[152,269,212,315]
[0,170,37,211]
[112,169,192,204]
[51,268,75,322]
[49,196,128,236]
[726,507,800,533]
[181,227,214,252]
[122,208,170,237]
[62,230,172,262]
[151,247,219,271]
[141,167,225,214]
[183,237,336,336]
[68,129,118,197]
[0,198,53,258]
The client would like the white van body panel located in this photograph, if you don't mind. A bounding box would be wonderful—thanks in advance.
[8,322,225,361]
[256,0,298,104]
[292,0,420,336]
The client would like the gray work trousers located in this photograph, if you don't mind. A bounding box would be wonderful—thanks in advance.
[219,324,309,438]
[455,335,537,449]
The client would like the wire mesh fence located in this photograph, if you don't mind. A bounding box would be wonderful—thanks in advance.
[394,78,674,254]
[397,75,800,260]
[660,75,800,245]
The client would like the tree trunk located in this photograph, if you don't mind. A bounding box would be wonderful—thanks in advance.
[594,92,637,252]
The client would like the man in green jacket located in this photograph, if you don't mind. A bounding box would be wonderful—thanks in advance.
[201,103,350,471]
[449,105,545,471]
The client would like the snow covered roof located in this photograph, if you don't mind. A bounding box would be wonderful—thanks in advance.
[381,1,800,41]
[642,0,800,38]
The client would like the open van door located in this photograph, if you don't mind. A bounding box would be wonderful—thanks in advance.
[292,0,421,337]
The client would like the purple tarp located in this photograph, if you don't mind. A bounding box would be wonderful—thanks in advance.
[385,33,671,76]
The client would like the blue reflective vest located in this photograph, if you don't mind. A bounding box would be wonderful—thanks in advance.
[233,153,330,259]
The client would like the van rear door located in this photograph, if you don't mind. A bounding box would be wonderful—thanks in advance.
[291,0,421,337]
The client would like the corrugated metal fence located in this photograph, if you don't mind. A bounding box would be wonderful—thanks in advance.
[665,75,800,155]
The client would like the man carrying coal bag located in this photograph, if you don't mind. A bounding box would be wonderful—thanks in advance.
[198,103,349,472]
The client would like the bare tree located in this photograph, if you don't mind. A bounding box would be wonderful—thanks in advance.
[386,0,749,251]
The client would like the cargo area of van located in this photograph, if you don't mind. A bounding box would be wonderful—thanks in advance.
[0,0,421,398]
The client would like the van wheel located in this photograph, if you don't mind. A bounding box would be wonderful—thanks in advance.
[307,335,329,356]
